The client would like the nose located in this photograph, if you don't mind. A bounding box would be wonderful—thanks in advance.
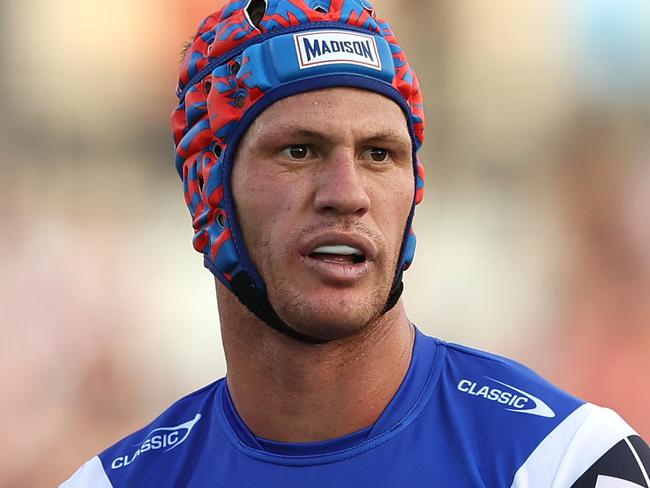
[313,149,370,217]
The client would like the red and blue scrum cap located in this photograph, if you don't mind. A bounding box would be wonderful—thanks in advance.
[171,0,426,341]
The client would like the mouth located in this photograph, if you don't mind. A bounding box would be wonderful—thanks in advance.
[308,244,367,265]
[299,234,377,283]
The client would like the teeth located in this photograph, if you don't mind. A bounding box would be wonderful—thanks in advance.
[312,245,363,256]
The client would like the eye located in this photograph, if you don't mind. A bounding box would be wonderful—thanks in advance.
[282,144,312,160]
[364,147,390,163]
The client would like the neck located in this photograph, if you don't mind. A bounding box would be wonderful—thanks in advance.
[216,282,414,443]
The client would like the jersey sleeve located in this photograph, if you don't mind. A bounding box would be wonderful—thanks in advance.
[59,456,113,488]
[570,434,650,488]
[511,403,649,488]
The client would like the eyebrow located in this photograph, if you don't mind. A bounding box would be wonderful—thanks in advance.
[280,128,329,141]
[363,131,412,148]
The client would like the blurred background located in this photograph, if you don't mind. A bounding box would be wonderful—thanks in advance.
[1,0,649,485]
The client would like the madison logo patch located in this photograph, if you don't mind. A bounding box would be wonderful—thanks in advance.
[457,377,556,418]
[294,30,381,70]
[110,414,201,470]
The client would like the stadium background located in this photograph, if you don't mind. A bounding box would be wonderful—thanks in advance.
[0,0,649,485]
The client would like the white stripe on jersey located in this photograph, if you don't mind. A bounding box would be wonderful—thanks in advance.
[595,475,645,488]
[511,403,636,488]
[60,456,113,488]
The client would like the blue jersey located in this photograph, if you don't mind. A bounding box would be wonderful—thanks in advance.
[62,329,649,487]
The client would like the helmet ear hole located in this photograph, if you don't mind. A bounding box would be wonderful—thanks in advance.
[203,79,212,96]
[245,0,266,30]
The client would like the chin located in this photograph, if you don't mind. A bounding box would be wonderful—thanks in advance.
[269,287,389,342]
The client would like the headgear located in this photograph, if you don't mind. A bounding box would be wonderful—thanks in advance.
[171,0,425,342]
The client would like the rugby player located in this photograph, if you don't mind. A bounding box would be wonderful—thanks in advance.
[62,0,649,486]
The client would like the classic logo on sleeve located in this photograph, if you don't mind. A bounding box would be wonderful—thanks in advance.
[294,30,381,70]
[457,377,555,418]
[110,414,201,470]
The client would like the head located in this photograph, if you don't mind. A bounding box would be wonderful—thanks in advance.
[171,0,425,342]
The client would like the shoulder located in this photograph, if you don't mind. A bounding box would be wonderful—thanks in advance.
[433,339,650,487]
[438,340,582,420]
[512,403,650,487]
[59,379,224,488]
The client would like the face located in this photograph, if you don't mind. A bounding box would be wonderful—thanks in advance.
[232,88,414,341]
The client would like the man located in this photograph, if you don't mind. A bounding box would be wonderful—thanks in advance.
[62,0,649,486]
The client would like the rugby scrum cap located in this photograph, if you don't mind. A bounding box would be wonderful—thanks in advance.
[171,0,425,342]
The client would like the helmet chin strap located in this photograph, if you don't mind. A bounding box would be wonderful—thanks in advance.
[230,271,328,344]
[229,270,404,345]
[383,279,404,314]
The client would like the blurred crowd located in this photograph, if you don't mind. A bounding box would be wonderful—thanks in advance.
[0,0,648,485]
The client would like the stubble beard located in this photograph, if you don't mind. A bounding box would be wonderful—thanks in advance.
[257,221,400,343]
[269,275,389,342]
